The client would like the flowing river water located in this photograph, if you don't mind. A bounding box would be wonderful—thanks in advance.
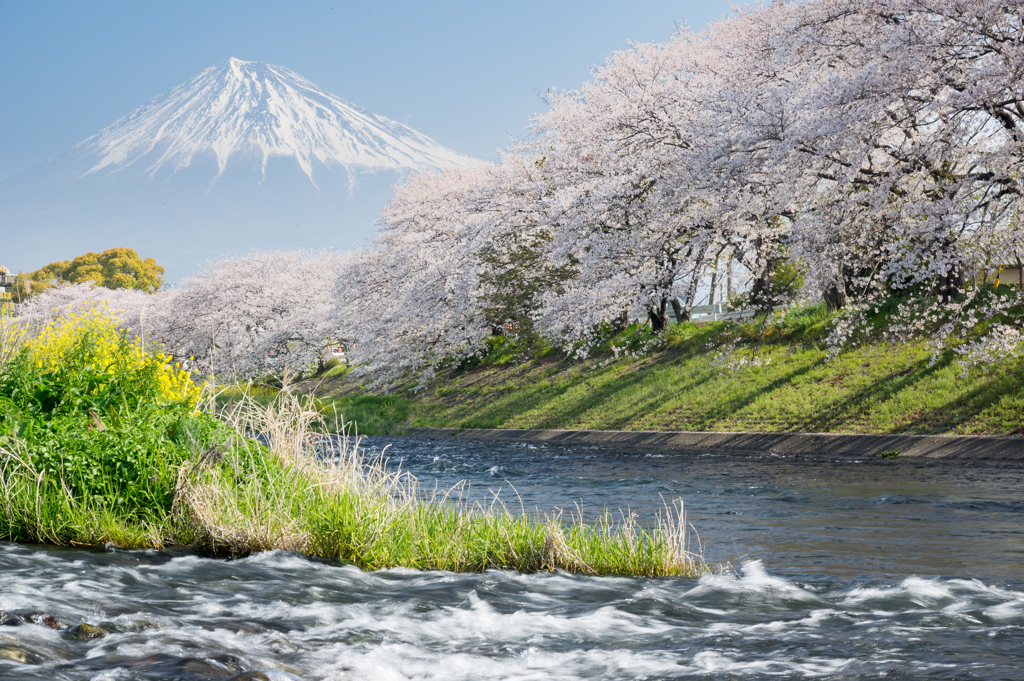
[2,437,1023,680]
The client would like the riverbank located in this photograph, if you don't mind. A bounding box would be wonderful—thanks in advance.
[7,433,1024,678]
[408,427,1024,460]
[1,390,702,576]
[310,307,1024,437]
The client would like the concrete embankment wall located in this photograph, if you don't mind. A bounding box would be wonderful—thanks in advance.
[407,428,1024,461]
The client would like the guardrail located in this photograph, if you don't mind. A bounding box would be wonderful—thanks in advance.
[670,303,791,324]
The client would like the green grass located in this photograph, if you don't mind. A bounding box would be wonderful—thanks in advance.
[333,303,1024,436]
[2,390,705,576]
[316,395,412,435]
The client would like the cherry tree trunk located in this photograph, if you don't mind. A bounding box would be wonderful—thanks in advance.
[648,297,669,331]
[671,297,688,324]
[823,280,850,311]
[751,259,776,314]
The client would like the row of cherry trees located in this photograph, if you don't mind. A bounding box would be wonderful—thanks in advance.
[20,0,1024,382]
[338,0,1024,380]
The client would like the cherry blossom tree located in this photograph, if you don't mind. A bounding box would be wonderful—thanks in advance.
[334,164,500,384]
[159,250,347,379]
[358,0,1023,371]
[16,282,161,341]
[20,250,348,381]
[744,0,1024,358]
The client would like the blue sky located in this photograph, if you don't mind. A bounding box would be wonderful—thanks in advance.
[0,0,731,182]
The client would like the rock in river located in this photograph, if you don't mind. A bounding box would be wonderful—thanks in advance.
[0,643,43,664]
[19,612,61,629]
[0,611,23,626]
[65,623,106,640]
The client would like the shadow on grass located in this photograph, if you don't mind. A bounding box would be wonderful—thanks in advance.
[451,347,824,433]
[374,323,1024,436]
[778,349,1024,434]
[603,356,825,432]
[781,351,951,433]
[901,360,1024,435]
[321,395,414,435]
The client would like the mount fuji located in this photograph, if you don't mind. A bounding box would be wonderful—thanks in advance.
[1,58,474,280]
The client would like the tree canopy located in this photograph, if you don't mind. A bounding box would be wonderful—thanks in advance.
[18,248,165,298]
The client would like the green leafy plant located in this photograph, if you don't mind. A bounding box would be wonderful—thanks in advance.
[0,307,227,527]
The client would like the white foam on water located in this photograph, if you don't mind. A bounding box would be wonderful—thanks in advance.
[290,587,676,649]
[306,641,690,681]
[689,650,852,676]
[727,607,850,634]
[683,560,822,604]
[3,545,1024,680]
[79,626,306,677]
[984,598,1024,621]
[842,576,956,607]
[840,575,1024,624]
[84,669,133,681]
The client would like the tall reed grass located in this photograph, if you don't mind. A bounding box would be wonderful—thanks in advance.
[176,390,706,576]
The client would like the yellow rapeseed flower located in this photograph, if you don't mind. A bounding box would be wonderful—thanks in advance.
[25,307,202,408]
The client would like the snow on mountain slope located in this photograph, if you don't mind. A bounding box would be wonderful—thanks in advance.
[1,58,475,280]
[79,58,471,183]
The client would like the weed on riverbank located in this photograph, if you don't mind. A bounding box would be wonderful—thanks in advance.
[218,386,411,436]
[0,308,230,546]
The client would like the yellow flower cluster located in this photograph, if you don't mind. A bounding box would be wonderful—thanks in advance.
[25,305,202,407]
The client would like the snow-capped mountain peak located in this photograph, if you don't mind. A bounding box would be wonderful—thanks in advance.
[77,57,471,183]
[1,58,474,281]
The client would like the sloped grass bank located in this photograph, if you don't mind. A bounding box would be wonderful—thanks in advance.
[326,305,1024,436]
[0,311,704,576]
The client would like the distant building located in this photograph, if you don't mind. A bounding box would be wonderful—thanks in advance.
[994,265,1023,287]
[0,266,15,313]
[982,264,1023,288]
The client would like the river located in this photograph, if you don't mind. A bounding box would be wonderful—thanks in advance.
[1,437,1022,679]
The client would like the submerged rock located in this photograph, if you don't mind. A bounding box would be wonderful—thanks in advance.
[19,612,61,629]
[0,611,23,626]
[226,673,272,681]
[0,643,43,664]
[65,623,106,640]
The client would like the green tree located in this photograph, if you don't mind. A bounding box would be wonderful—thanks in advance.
[20,248,165,298]
[477,230,573,349]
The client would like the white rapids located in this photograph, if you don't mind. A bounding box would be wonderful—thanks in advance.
[2,546,1023,680]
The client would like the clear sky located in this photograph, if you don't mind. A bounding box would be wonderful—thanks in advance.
[0,0,732,181]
